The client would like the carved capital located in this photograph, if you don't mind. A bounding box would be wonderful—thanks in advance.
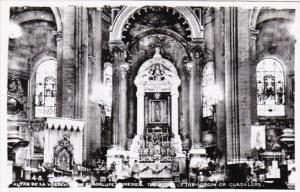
[188,39,208,62]
[109,41,128,61]
[120,62,130,78]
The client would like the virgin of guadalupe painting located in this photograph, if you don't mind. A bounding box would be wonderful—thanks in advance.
[149,100,167,123]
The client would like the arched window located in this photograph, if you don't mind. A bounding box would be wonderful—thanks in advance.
[202,62,215,118]
[103,62,112,117]
[34,60,57,117]
[257,58,285,116]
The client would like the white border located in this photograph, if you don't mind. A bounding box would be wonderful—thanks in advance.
[1,1,299,192]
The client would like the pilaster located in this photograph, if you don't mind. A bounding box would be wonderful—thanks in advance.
[214,8,227,164]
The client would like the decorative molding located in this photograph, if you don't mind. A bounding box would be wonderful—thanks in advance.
[45,117,85,132]
[135,48,179,87]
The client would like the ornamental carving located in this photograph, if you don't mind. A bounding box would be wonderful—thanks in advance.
[137,48,179,85]
[109,42,128,60]
[188,41,208,61]
[7,75,27,117]
[53,136,74,171]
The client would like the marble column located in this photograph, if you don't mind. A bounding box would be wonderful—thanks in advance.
[178,63,190,150]
[119,62,130,149]
[188,39,206,147]
[188,40,208,170]
[109,41,129,149]
[106,42,130,178]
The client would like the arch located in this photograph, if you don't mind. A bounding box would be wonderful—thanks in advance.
[256,52,292,74]
[10,7,62,31]
[256,9,295,26]
[11,11,56,25]
[249,7,261,30]
[29,51,57,74]
[249,8,294,30]
[51,7,63,32]
[110,6,203,43]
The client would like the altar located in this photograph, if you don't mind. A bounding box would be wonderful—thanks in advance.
[130,48,185,179]
[107,48,186,180]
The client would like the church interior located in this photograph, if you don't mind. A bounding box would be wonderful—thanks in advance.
[5,5,296,188]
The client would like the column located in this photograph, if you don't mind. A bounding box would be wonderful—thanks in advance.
[188,40,208,169]
[84,8,103,164]
[224,7,252,162]
[109,41,129,149]
[119,62,130,149]
[136,89,144,136]
[188,39,206,147]
[224,7,240,162]
[181,61,192,150]
[214,8,227,164]
[236,8,252,159]
[106,42,129,179]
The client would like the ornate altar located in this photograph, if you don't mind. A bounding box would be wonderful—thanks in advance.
[127,48,186,179]
[54,136,74,171]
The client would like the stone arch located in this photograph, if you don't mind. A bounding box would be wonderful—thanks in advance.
[51,7,63,32]
[249,7,261,30]
[256,51,292,75]
[10,7,62,31]
[110,6,203,43]
[29,50,57,74]
[250,7,295,30]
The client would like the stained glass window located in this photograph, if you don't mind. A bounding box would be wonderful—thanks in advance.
[202,62,215,117]
[35,60,57,117]
[257,58,285,116]
[103,62,112,117]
